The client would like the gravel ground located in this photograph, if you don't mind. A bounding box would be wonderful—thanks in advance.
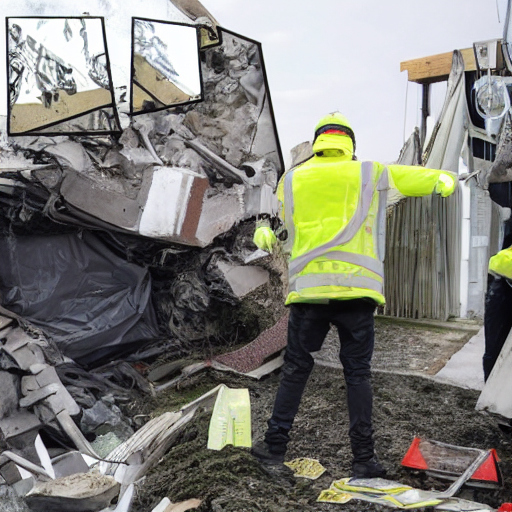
[133,318,511,512]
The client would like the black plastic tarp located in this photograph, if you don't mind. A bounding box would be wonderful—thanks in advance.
[0,230,159,367]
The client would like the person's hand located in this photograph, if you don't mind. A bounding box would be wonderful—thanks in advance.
[435,173,456,197]
[253,226,277,253]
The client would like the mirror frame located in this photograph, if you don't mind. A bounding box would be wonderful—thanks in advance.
[6,16,121,137]
[130,18,204,116]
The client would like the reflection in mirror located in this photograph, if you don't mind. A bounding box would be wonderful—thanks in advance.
[7,17,119,135]
[132,19,202,113]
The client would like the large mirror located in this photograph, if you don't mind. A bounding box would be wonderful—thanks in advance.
[131,19,202,114]
[7,17,120,135]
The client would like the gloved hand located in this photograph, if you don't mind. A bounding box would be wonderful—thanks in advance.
[489,246,512,280]
[435,173,456,197]
[253,226,277,253]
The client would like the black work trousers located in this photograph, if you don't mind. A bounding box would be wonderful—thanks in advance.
[264,299,377,463]
[483,276,512,381]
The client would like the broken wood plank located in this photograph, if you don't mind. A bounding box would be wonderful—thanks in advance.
[400,48,476,84]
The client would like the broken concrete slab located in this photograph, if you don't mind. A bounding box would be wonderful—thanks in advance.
[60,170,146,232]
[0,371,20,419]
[12,476,36,498]
[0,316,13,330]
[22,365,80,417]
[215,261,269,298]
[139,166,209,244]
[6,343,45,372]
[195,186,245,246]
[25,472,120,512]
[3,327,39,353]
[0,460,22,485]
[19,383,60,408]
[43,141,94,174]
[0,409,42,445]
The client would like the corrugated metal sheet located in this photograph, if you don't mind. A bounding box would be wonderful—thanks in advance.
[384,51,465,320]
[384,192,461,320]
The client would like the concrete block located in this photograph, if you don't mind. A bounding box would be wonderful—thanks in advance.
[19,383,60,408]
[12,477,35,497]
[216,261,269,298]
[7,344,45,371]
[139,166,209,245]
[44,141,92,174]
[0,409,41,444]
[0,371,20,419]
[0,460,22,485]
[3,327,34,352]
[60,170,144,231]
[0,316,13,330]
[195,186,244,247]
[22,366,80,417]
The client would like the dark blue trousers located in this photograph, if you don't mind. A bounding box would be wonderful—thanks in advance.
[483,276,512,381]
[264,299,377,462]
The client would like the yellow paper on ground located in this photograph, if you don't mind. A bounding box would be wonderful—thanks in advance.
[284,458,326,479]
[332,477,412,494]
[317,489,353,503]
[207,385,251,450]
[320,477,444,509]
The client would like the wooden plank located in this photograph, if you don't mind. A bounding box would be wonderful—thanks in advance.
[400,48,476,84]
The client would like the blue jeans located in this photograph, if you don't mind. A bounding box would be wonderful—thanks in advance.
[264,299,377,462]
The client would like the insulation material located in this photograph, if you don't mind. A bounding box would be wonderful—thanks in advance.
[0,231,159,367]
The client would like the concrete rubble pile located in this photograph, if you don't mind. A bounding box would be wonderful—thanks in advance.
[0,0,286,509]
[0,306,224,511]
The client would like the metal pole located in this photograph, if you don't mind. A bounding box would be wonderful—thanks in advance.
[420,82,431,149]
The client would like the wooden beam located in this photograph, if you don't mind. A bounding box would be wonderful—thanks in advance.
[400,48,477,84]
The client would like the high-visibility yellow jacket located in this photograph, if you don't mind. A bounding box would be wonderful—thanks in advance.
[488,246,512,280]
[275,153,457,305]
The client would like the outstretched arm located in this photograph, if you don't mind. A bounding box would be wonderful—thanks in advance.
[387,164,457,198]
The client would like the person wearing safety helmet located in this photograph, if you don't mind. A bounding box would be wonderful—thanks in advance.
[251,112,458,478]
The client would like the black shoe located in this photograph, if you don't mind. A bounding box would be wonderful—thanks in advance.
[352,456,387,478]
[251,441,285,465]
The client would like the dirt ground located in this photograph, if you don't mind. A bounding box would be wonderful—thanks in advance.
[132,318,512,512]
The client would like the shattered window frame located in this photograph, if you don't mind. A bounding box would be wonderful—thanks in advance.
[217,26,285,178]
[130,17,205,116]
[6,15,121,137]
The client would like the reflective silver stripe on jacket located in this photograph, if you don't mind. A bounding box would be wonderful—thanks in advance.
[287,161,380,277]
[289,273,383,294]
[375,167,389,261]
[324,250,384,277]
